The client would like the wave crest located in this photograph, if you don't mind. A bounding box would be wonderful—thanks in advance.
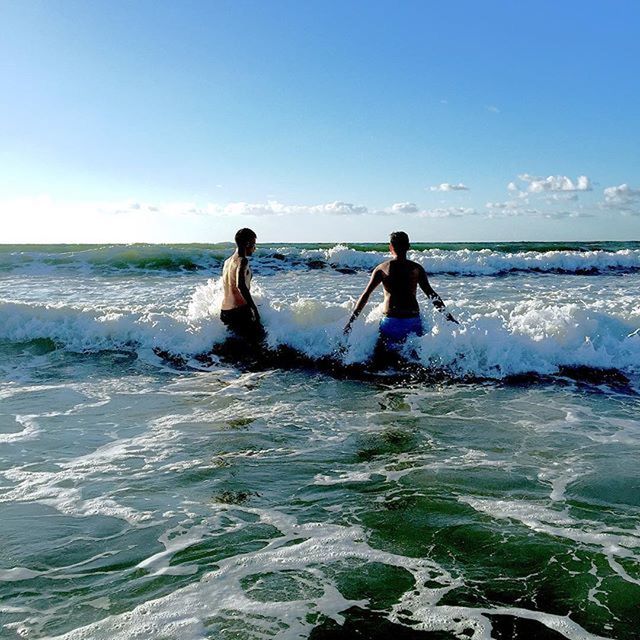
[1,280,638,381]
[2,243,640,276]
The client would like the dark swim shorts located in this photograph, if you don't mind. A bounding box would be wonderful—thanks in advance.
[220,306,263,339]
[379,315,424,345]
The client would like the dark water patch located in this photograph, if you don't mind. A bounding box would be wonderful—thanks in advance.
[569,476,640,511]
[154,341,638,395]
[334,266,357,274]
[355,428,419,462]
[0,337,58,357]
[168,523,278,568]
[329,560,416,610]
[226,416,256,428]
[309,607,453,639]
[557,365,630,386]
[213,489,259,505]
[486,615,571,640]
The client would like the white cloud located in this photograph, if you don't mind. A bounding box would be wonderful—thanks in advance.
[486,105,500,113]
[429,182,469,192]
[485,200,520,211]
[602,183,640,215]
[484,199,594,219]
[313,201,369,215]
[484,202,541,218]
[543,210,593,219]
[390,202,419,214]
[603,183,640,203]
[218,200,369,217]
[419,207,477,218]
[546,193,579,202]
[517,174,592,193]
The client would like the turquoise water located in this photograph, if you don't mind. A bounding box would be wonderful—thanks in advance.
[1,243,639,639]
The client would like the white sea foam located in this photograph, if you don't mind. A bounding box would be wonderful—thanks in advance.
[0,415,41,443]
[1,244,640,275]
[459,497,640,563]
[34,505,610,640]
[294,245,640,275]
[1,278,639,379]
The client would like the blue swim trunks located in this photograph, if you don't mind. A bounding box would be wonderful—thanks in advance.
[379,315,424,345]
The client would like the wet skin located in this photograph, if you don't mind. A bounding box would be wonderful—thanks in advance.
[221,237,260,322]
[345,249,457,333]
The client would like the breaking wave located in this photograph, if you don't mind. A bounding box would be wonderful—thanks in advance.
[2,279,639,381]
[1,243,640,276]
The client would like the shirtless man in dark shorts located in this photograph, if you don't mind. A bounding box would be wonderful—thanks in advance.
[220,228,263,341]
[344,231,457,347]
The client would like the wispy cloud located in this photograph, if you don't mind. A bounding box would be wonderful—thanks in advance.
[220,200,370,216]
[516,174,592,193]
[390,202,419,214]
[545,193,579,202]
[429,182,469,192]
[485,200,520,211]
[484,200,590,219]
[418,207,477,218]
[486,105,500,113]
[0,191,608,228]
[602,183,640,215]
[603,183,640,203]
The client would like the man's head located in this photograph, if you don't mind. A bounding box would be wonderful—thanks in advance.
[235,228,257,255]
[389,231,410,256]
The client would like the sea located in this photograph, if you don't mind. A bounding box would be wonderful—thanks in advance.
[1,241,639,639]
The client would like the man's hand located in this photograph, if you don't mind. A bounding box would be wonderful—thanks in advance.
[343,321,353,336]
[445,313,459,325]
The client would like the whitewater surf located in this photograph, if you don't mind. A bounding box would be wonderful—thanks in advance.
[2,242,639,639]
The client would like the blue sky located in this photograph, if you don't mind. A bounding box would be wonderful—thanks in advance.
[1,0,639,242]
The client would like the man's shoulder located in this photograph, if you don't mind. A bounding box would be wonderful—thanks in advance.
[408,259,425,272]
[375,260,392,273]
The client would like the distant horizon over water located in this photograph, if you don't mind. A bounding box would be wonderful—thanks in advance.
[2,239,639,247]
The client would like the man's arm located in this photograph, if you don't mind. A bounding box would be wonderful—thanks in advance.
[344,268,383,334]
[237,258,260,322]
[418,267,458,324]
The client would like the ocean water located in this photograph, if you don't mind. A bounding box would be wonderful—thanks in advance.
[1,242,639,639]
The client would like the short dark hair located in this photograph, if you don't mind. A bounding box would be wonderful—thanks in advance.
[235,228,257,248]
[390,231,410,252]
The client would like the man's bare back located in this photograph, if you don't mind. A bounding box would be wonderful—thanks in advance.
[344,232,458,342]
[375,258,423,318]
[221,254,253,311]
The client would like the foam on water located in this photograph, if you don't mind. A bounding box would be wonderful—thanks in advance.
[16,505,607,640]
[2,243,640,276]
[1,277,639,380]
[300,245,640,276]
[2,244,639,639]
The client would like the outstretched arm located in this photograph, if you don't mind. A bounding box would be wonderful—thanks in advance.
[418,268,458,324]
[344,269,383,334]
[237,258,260,322]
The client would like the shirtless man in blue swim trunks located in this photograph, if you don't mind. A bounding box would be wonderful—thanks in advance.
[344,231,458,348]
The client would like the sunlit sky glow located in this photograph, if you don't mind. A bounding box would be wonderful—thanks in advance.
[1,0,639,243]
